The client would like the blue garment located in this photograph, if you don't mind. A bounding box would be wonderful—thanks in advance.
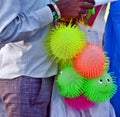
[104,1,120,116]
[0,0,57,78]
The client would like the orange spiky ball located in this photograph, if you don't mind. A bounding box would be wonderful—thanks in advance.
[73,43,107,78]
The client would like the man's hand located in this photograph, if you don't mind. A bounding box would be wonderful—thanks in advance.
[56,0,95,19]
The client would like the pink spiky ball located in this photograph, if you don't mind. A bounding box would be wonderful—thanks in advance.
[64,94,95,110]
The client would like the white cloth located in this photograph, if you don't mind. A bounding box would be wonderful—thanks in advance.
[50,83,116,117]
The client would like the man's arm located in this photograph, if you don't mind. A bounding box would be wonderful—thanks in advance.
[0,0,54,44]
[0,0,95,44]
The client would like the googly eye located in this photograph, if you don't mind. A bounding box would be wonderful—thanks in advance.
[98,79,103,84]
[106,78,110,83]
[59,71,63,75]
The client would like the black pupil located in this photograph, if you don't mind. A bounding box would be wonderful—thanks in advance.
[107,79,110,82]
[100,79,102,82]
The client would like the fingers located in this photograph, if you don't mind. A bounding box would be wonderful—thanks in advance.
[78,1,94,19]
[84,0,95,5]
[82,2,94,9]
[79,8,87,14]
[55,0,95,19]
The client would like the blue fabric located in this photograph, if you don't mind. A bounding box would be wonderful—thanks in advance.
[104,1,120,117]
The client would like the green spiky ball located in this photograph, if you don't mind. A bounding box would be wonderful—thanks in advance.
[83,71,117,102]
[45,24,87,62]
[56,66,84,98]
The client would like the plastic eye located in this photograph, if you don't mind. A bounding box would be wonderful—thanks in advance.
[106,78,110,83]
[98,79,103,84]
[59,71,63,75]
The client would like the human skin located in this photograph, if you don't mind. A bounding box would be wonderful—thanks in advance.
[56,0,95,19]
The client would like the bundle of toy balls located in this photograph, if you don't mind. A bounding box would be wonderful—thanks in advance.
[45,23,117,110]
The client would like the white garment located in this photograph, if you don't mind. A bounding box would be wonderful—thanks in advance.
[50,83,116,117]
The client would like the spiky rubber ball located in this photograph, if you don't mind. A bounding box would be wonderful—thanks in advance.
[64,94,95,110]
[45,24,87,62]
[83,71,117,102]
[56,66,84,98]
[73,43,107,78]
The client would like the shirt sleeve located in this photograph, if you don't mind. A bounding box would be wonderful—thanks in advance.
[0,0,53,44]
[95,0,117,6]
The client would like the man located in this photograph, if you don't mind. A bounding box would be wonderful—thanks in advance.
[0,0,95,117]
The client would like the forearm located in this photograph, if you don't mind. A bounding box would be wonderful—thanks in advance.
[0,0,53,44]
[95,0,117,6]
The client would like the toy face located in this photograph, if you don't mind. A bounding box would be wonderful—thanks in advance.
[84,71,117,102]
[97,77,111,93]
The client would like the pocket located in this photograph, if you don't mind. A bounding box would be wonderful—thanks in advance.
[30,78,54,105]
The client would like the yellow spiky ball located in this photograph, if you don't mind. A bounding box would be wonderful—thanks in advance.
[45,24,87,62]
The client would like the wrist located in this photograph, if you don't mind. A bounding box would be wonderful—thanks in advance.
[47,2,61,22]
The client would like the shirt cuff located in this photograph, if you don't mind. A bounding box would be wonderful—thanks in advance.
[36,6,54,28]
